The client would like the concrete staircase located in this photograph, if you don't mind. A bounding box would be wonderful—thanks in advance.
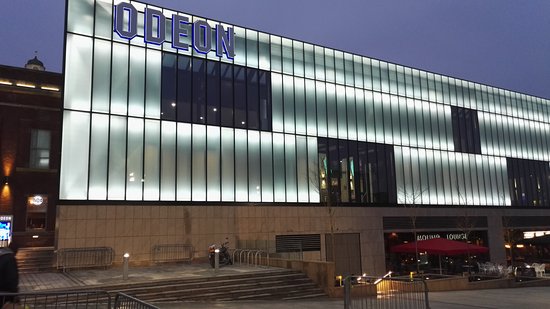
[75,269,326,302]
[16,247,56,273]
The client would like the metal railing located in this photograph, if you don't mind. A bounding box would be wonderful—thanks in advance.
[344,274,430,309]
[151,244,194,264]
[0,290,111,308]
[57,247,114,272]
[232,248,269,267]
[114,293,159,309]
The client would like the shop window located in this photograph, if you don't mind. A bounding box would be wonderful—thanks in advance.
[30,129,51,169]
[26,195,48,230]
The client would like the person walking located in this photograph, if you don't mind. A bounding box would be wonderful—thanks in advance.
[0,243,19,307]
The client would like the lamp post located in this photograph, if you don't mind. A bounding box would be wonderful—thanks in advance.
[123,253,130,280]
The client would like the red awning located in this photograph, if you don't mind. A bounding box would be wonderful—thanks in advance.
[390,237,489,256]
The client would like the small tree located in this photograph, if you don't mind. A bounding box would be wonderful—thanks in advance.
[399,185,427,273]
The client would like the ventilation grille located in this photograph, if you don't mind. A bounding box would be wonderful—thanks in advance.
[275,234,321,252]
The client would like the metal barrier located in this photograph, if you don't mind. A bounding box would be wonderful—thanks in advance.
[151,244,194,264]
[232,248,269,267]
[57,247,114,272]
[0,290,111,308]
[114,292,159,309]
[343,274,430,309]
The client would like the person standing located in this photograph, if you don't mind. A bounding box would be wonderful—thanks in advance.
[0,243,19,307]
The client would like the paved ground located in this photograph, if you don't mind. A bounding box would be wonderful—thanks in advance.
[18,264,550,308]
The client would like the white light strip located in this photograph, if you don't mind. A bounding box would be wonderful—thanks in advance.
[41,86,60,91]
[16,82,36,88]
[0,80,12,85]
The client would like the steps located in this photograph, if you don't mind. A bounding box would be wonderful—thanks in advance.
[16,247,56,273]
[64,268,327,302]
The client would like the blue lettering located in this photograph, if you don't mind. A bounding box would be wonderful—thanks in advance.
[192,20,211,54]
[172,15,190,50]
[114,2,137,39]
[144,8,166,45]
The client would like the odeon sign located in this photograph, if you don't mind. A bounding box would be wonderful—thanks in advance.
[113,2,235,59]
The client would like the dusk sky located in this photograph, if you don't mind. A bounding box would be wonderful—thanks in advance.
[1,0,549,98]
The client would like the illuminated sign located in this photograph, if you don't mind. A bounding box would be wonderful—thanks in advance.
[417,232,468,241]
[114,2,235,59]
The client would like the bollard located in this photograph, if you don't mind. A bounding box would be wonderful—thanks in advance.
[123,253,130,280]
[215,249,220,272]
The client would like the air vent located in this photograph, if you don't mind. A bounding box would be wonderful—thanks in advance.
[275,234,321,252]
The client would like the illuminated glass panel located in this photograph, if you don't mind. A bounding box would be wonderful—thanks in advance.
[285,134,297,202]
[294,77,306,135]
[324,48,335,83]
[235,129,248,201]
[336,85,347,140]
[88,114,109,200]
[92,39,111,113]
[245,29,258,68]
[128,46,146,117]
[144,120,160,200]
[248,131,261,202]
[111,43,129,115]
[326,83,337,138]
[314,46,325,81]
[258,32,270,70]
[282,38,293,75]
[365,90,375,142]
[273,133,286,202]
[334,51,345,85]
[270,35,282,72]
[308,137,320,203]
[293,40,304,77]
[94,0,112,39]
[60,111,90,200]
[177,123,192,201]
[271,73,284,132]
[145,49,161,118]
[344,53,354,87]
[191,124,206,201]
[305,79,317,136]
[234,26,246,66]
[67,0,94,36]
[65,34,93,111]
[126,117,144,200]
[304,43,315,79]
[108,116,127,200]
[221,128,235,201]
[206,126,220,201]
[353,55,363,89]
[297,136,309,202]
[316,81,327,137]
[261,132,274,202]
[283,75,295,134]
[346,87,357,141]
[356,89,366,142]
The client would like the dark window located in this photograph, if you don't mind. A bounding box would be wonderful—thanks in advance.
[234,66,247,129]
[259,71,271,131]
[507,158,550,206]
[161,53,177,120]
[246,68,259,129]
[192,58,206,124]
[206,61,220,125]
[318,138,396,205]
[219,63,234,127]
[451,106,481,154]
[177,55,192,123]
[29,129,51,169]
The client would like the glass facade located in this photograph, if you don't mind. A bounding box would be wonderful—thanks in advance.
[61,0,550,207]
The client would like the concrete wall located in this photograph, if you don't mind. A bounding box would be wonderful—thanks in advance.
[56,204,550,275]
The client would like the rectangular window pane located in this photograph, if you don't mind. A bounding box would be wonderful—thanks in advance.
[126,117,144,200]
[144,120,160,200]
[316,81,327,137]
[67,0,93,35]
[295,77,306,135]
[304,43,315,79]
[326,83,337,138]
[334,51,345,85]
[160,122,176,201]
[111,43,129,115]
[206,126,221,201]
[285,134,297,202]
[89,114,109,200]
[221,128,235,201]
[346,87,357,141]
[273,133,286,202]
[308,137,320,203]
[248,131,261,202]
[272,73,284,132]
[314,46,325,81]
[282,38,293,75]
[258,32,271,70]
[305,79,317,136]
[92,39,111,113]
[235,129,248,201]
[261,132,273,202]
[324,48,335,83]
[177,123,192,201]
[283,75,295,134]
[293,40,304,77]
[365,90,375,142]
[145,49,161,118]
[297,136,309,202]
[108,116,127,200]
[234,26,246,66]
[65,34,92,111]
[270,35,282,72]
[192,124,206,201]
[128,46,145,117]
[246,29,258,68]
[60,111,90,200]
